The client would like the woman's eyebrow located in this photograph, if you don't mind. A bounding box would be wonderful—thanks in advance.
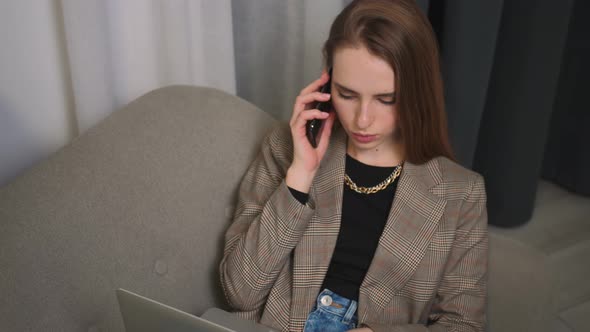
[333,82,395,97]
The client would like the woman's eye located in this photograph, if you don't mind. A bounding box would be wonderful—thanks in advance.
[338,92,354,100]
[338,92,395,105]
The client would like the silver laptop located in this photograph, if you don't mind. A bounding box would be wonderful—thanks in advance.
[116,288,278,332]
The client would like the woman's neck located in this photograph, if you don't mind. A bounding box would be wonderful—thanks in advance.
[346,140,405,167]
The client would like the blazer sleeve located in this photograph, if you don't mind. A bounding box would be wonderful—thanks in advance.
[363,174,488,332]
[219,126,315,312]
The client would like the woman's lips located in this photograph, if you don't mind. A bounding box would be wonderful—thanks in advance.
[352,133,377,143]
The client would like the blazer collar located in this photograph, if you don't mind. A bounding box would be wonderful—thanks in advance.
[309,124,347,202]
[296,125,447,324]
[357,158,447,323]
[312,124,444,199]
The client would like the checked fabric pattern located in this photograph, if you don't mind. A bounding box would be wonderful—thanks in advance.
[219,123,488,332]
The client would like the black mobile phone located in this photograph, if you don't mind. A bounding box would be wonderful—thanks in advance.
[306,68,333,148]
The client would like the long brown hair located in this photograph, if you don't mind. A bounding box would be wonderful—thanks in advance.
[323,0,455,164]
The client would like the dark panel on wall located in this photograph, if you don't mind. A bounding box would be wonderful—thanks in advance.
[473,0,575,227]
[542,0,590,196]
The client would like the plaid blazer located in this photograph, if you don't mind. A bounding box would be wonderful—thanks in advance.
[220,123,488,332]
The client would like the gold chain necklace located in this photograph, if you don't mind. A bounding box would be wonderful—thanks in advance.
[344,164,402,194]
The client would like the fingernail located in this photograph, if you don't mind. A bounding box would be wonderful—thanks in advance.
[323,93,331,98]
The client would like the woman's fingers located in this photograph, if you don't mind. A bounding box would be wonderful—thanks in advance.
[295,92,331,111]
[299,71,330,96]
[288,70,333,169]
[291,109,331,131]
[297,91,331,106]
[290,92,331,125]
[317,113,336,156]
[316,112,336,154]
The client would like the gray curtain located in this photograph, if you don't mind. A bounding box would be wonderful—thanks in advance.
[438,0,587,227]
[437,0,504,168]
[231,0,347,121]
[231,0,429,121]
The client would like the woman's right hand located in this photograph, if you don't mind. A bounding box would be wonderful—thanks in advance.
[286,70,337,194]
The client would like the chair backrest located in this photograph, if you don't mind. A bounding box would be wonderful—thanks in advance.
[0,85,277,331]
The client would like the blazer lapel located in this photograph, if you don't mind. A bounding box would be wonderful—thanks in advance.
[358,159,447,323]
[289,125,347,330]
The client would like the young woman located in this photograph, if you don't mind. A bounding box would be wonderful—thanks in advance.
[220,1,488,331]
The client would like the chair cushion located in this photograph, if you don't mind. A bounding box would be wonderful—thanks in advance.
[0,85,277,331]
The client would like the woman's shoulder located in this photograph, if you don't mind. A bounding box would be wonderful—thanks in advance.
[264,122,292,147]
[429,156,486,202]
[260,122,294,167]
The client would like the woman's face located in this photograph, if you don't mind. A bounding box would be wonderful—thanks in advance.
[331,46,400,161]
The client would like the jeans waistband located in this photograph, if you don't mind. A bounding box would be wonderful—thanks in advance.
[315,288,358,324]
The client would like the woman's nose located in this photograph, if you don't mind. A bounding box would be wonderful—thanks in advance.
[355,103,373,129]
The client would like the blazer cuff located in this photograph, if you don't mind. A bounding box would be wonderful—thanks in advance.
[288,186,309,205]
[270,180,315,234]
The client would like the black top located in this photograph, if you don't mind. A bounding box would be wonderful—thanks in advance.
[288,154,399,301]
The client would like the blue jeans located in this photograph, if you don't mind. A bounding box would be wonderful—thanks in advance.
[303,289,358,332]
